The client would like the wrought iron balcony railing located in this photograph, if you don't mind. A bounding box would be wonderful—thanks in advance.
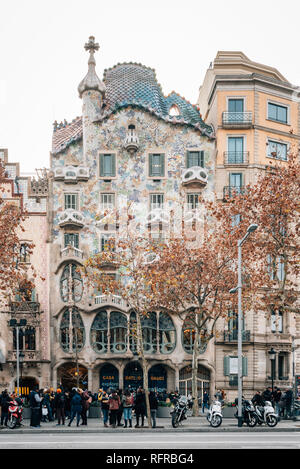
[224,330,251,342]
[222,112,252,128]
[223,186,246,199]
[224,151,249,165]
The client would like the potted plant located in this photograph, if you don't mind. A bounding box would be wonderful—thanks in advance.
[88,400,101,418]
[157,401,173,418]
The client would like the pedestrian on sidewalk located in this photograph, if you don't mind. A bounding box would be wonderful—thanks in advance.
[101,389,110,427]
[29,385,42,428]
[54,388,66,426]
[0,390,10,427]
[122,389,133,428]
[80,389,91,426]
[109,390,121,428]
[134,388,146,428]
[68,388,82,427]
[202,391,210,413]
[117,389,124,427]
[272,387,282,418]
[149,391,158,428]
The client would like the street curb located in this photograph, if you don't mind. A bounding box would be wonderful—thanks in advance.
[1,426,299,434]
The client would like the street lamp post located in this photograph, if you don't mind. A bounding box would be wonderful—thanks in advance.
[9,318,27,397]
[268,347,276,393]
[230,223,258,428]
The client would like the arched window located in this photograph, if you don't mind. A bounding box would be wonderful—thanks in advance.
[182,314,207,354]
[159,312,176,354]
[60,263,83,303]
[60,308,85,353]
[90,311,108,354]
[110,311,127,353]
[141,312,157,354]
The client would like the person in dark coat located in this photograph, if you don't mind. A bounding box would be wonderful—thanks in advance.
[262,387,273,404]
[117,389,124,427]
[149,391,158,428]
[53,388,66,425]
[284,387,293,419]
[252,391,265,407]
[68,388,82,427]
[80,390,91,425]
[134,388,146,428]
[29,386,42,428]
[0,390,10,427]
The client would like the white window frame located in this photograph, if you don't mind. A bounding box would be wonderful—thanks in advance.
[267,138,289,161]
[64,193,78,210]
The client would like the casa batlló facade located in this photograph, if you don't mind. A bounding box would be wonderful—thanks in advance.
[0,41,299,402]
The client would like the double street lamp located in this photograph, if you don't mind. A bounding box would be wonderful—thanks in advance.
[229,223,258,428]
[9,318,27,397]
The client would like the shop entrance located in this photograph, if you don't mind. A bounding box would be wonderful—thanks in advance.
[57,362,88,391]
[123,361,143,391]
[179,365,210,400]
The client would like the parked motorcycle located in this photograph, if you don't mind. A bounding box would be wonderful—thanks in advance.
[170,396,189,428]
[234,398,257,427]
[253,400,278,427]
[7,399,23,429]
[206,399,223,427]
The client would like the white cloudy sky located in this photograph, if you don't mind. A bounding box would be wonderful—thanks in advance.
[1,0,299,173]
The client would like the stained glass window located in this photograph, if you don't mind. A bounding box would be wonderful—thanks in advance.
[90,311,108,354]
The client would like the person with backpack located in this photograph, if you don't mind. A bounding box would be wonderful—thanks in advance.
[54,388,66,426]
[109,390,121,428]
[122,389,133,428]
[80,389,92,426]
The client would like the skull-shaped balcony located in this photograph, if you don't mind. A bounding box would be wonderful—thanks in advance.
[181,167,208,187]
[58,209,85,228]
[123,126,139,154]
[54,165,90,184]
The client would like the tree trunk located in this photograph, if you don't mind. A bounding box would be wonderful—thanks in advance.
[192,328,199,417]
[136,313,152,428]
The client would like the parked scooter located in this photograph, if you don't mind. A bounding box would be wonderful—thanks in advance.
[253,400,278,427]
[206,399,223,427]
[7,399,23,429]
[170,395,189,428]
[234,398,257,427]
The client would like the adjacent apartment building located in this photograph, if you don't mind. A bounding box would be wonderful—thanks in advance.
[198,51,300,400]
[0,149,50,394]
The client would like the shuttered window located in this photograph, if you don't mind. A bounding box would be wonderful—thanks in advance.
[100,154,116,177]
[149,153,165,177]
[186,151,204,168]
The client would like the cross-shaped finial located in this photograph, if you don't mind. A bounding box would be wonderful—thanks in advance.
[84,36,99,54]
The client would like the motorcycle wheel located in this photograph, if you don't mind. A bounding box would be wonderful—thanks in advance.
[7,416,17,429]
[210,415,222,428]
[266,415,278,427]
[172,414,179,428]
[246,414,257,427]
[206,413,210,422]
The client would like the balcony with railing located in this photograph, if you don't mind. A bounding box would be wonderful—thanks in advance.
[222,111,252,128]
[93,294,129,311]
[223,186,246,200]
[60,245,84,260]
[224,151,249,165]
[7,350,41,362]
[223,330,251,342]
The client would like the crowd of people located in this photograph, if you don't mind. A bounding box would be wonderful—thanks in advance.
[251,386,295,419]
[0,384,297,428]
[0,385,161,429]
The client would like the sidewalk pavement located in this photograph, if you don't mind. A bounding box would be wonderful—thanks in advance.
[1,416,300,434]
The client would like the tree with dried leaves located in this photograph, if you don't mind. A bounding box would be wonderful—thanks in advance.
[0,164,34,304]
[83,232,156,428]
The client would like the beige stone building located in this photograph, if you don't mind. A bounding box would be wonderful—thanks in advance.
[0,149,50,395]
[198,51,300,401]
